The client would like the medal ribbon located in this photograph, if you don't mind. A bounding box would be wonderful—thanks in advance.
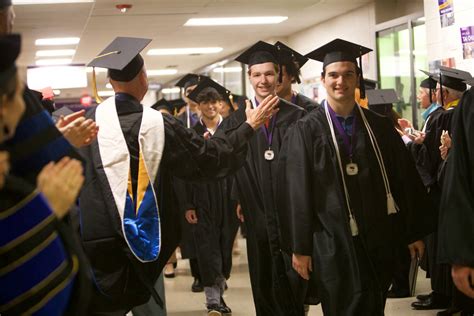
[327,104,356,160]
[254,97,278,148]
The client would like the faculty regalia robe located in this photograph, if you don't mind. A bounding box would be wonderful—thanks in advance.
[416,104,457,296]
[182,120,239,286]
[438,88,474,266]
[226,99,307,315]
[277,105,434,315]
[78,94,252,313]
[0,175,90,316]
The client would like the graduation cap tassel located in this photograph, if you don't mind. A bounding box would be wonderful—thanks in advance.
[92,67,103,104]
[387,192,398,215]
[358,55,365,99]
[278,63,283,84]
[439,74,444,108]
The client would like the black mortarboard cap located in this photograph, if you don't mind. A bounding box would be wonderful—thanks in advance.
[305,38,372,68]
[433,66,471,92]
[364,78,378,90]
[235,41,279,66]
[367,89,399,116]
[175,73,208,90]
[464,78,474,86]
[151,98,173,113]
[274,41,308,84]
[187,77,232,105]
[274,41,308,69]
[169,98,187,115]
[0,34,21,88]
[0,0,12,9]
[88,37,151,82]
[420,76,437,89]
[305,38,372,98]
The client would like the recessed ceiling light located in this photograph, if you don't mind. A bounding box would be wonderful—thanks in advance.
[106,83,112,89]
[147,47,223,56]
[98,90,115,97]
[36,49,76,57]
[35,37,80,46]
[147,69,178,76]
[35,58,72,66]
[14,0,94,4]
[53,89,61,95]
[184,16,288,26]
[213,66,242,73]
[162,87,181,94]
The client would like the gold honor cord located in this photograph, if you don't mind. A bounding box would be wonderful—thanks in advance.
[91,50,120,104]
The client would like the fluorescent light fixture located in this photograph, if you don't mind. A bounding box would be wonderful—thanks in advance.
[36,49,76,57]
[14,0,94,4]
[27,65,87,90]
[162,87,181,94]
[147,69,178,76]
[213,66,242,73]
[36,58,72,66]
[35,37,80,46]
[98,90,115,97]
[86,67,107,73]
[184,16,288,26]
[147,47,222,56]
[53,89,61,95]
[106,83,112,89]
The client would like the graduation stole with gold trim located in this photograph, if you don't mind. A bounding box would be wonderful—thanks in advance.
[95,97,165,262]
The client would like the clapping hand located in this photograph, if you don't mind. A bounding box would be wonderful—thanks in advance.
[56,110,99,147]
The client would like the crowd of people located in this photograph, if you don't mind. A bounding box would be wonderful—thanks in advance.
[1,0,473,315]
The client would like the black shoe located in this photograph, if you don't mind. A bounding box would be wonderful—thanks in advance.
[220,297,232,315]
[412,295,451,310]
[416,292,433,301]
[437,307,462,316]
[191,278,204,292]
[207,304,223,316]
[387,289,411,298]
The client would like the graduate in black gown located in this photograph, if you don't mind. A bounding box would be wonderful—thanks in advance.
[274,41,319,111]
[278,39,433,316]
[229,40,307,316]
[438,81,474,314]
[173,73,208,292]
[80,37,278,315]
[411,67,472,313]
[183,78,240,315]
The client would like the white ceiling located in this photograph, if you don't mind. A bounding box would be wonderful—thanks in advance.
[12,0,373,98]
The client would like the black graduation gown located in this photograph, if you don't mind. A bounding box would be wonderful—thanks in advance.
[294,93,319,112]
[78,96,253,312]
[226,99,307,316]
[277,105,434,316]
[438,88,474,267]
[417,106,457,295]
[181,121,239,286]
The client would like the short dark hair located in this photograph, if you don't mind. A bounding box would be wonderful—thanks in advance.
[196,87,222,104]
[282,62,301,84]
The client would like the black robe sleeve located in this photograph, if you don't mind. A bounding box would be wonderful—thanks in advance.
[161,114,253,180]
[438,89,474,266]
[277,119,315,256]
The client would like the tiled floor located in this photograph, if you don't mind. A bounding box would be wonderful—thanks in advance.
[164,238,444,316]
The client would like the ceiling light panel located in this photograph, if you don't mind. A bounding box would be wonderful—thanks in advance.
[14,0,94,4]
[35,37,80,46]
[36,58,72,66]
[184,16,288,26]
[36,49,76,57]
